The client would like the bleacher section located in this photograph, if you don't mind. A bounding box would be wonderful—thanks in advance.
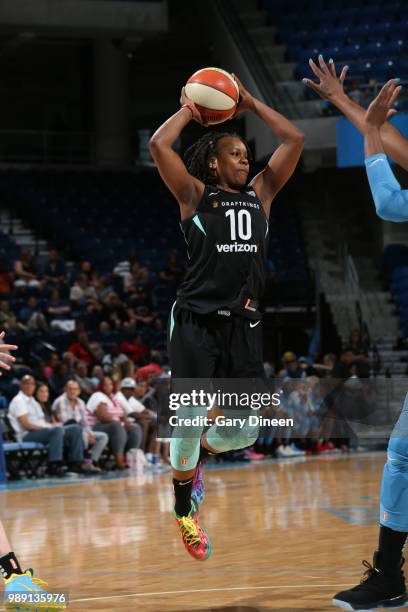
[0,168,310,294]
[260,0,408,115]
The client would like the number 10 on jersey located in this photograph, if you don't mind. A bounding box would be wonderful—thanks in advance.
[225,209,252,241]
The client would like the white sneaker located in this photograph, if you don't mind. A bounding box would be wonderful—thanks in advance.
[276,444,286,457]
[289,444,306,456]
[276,444,293,457]
[283,445,299,457]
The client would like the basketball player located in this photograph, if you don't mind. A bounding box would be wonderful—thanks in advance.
[149,75,304,560]
[0,332,66,609]
[305,58,408,610]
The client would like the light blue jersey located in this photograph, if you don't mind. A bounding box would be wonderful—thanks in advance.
[366,152,408,530]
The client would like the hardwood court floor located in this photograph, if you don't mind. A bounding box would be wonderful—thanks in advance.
[0,453,388,611]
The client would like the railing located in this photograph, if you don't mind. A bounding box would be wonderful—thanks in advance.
[0,131,95,164]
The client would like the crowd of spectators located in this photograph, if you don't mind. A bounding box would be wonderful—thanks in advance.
[0,242,372,476]
[0,247,186,337]
[0,246,182,477]
[249,328,372,460]
[5,369,171,477]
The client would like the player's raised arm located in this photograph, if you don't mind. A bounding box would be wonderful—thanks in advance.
[303,55,408,171]
[232,76,304,217]
[363,80,408,222]
[149,89,205,214]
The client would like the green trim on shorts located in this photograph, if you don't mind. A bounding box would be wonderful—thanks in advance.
[170,301,177,341]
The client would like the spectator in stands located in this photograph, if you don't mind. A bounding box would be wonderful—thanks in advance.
[314,352,337,377]
[53,379,107,471]
[349,328,369,377]
[73,361,94,398]
[61,351,77,378]
[324,353,337,369]
[35,382,55,423]
[93,274,113,303]
[298,356,317,376]
[86,376,142,469]
[279,351,305,379]
[46,288,72,329]
[17,296,48,332]
[88,339,103,365]
[159,251,184,287]
[135,361,163,384]
[48,362,70,398]
[274,380,299,457]
[120,334,149,365]
[306,376,336,453]
[70,274,97,307]
[349,328,367,354]
[115,378,157,453]
[42,248,67,288]
[98,321,111,337]
[134,377,159,419]
[0,301,22,332]
[128,284,157,328]
[123,259,149,293]
[14,249,41,290]
[290,380,319,443]
[90,365,104,389]
[102,345,131,377]
[113,256,135,290]
[325,349,360,451]
[79,260,94,281]
[43,352,59,380]
[113,257,133,280]
[8,375,84,476]
[100,292,128,330]
[331,349,355,379]
[68,331,94,365]
[0,259,14,295]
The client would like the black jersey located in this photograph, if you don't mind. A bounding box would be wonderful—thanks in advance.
[177,185,269,320]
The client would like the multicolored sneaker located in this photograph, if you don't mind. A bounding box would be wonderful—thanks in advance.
[3,569,67,610]
[191,461,205,506]
[175,500,212,561]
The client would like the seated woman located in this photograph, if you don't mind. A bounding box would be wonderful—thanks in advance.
[14,249,41,289]
[86,377,142,469]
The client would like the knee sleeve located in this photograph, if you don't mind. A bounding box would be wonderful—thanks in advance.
[170,404,207,471]
[170,437,201,471]
[206,415,259,453]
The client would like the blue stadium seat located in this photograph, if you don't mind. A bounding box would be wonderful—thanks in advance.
[3,442,46,451]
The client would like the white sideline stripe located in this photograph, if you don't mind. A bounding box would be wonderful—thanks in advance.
[69,583,353,603]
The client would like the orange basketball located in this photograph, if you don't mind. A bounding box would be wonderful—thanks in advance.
[185,67,239,125]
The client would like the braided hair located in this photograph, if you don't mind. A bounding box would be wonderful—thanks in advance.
[183,131,251,186]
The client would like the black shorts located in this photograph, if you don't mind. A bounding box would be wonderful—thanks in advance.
[168,303,264,379]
